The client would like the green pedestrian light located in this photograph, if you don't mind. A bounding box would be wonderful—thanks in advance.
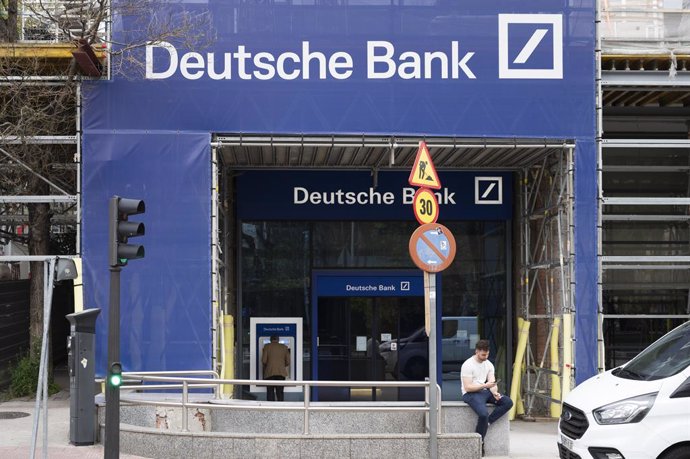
[109,362,123,388]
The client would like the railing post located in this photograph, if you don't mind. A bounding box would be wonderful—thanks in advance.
[303,383,310,435]
[437,384,443,434]
[182,381,189,432]
[424,378,430,432]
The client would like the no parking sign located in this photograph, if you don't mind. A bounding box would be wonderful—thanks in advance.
[408,223,456,273]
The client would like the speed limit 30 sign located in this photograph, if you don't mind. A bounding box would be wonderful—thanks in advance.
[412,187,439,225]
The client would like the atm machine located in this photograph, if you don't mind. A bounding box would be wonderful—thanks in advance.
[249,318,303,395]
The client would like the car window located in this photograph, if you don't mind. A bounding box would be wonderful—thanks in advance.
[616,321,690,381]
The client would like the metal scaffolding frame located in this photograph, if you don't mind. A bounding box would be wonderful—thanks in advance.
[211,145,228,378]
[0,83,80,258]
[599,138,690,369]
[518,146,575,417]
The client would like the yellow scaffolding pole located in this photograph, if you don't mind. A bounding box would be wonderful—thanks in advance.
[509,319,530,420]
[220,315,235,398]
[550,317,562,417]
[562,313,573,401]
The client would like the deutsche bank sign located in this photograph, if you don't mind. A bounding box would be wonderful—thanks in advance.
[95,2,595,137]
[146,40,477,81]
[146,14,564,82]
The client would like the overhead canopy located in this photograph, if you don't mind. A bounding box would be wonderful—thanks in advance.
[214,135,574,169]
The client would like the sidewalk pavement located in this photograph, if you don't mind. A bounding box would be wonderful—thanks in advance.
[0,390,144,459]
[0,392,559,458]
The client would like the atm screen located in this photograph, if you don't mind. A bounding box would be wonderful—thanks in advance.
[262,338,290,346]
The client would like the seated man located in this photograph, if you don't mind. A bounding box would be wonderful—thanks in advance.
[461,339,513,455]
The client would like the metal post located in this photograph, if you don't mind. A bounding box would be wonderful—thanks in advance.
[303,384,310,434]
[43,260,56,458]
[105,266,121,459]
[437,384,443,435]
[30,258,56,459]
[182,381,189,432]
[428,273,438,459]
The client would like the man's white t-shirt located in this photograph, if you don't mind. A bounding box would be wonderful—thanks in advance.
[460,356,495,395]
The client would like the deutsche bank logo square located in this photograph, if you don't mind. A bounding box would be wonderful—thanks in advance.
[475,177,503,205]
[400,281,410,291]
[499,14,563,79]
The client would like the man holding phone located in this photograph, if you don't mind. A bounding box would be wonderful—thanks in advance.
[461,339,513,455]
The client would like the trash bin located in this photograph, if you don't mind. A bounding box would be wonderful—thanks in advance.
[66,308,101,445]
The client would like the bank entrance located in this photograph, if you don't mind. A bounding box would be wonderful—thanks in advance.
[214,134,576,410]
[313,270,427,402]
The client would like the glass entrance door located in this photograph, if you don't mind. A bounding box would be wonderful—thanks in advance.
[316,296,426,401]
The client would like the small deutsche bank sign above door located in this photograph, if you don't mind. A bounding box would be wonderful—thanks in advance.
[315,272,424,297]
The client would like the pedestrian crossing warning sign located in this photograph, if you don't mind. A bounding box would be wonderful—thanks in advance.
[408,141,441,189]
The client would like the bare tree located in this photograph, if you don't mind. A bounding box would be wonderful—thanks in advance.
[0,0,212,354]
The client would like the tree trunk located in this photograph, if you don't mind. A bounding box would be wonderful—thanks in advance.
[0,0,18,43]
[28,201,51,351]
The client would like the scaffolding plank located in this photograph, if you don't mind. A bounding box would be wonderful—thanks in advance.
[603,215,690,221]
[0,195,77,203]
[602,71,690,87]
[602,139,690,148]
[603,197,690,205]
[603,256,690,262]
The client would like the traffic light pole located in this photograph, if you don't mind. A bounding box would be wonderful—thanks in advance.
[105,265,121,459]
[105,194,145,457]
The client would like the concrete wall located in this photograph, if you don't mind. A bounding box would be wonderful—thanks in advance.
[98,401,508,458]
[100,425,481,459]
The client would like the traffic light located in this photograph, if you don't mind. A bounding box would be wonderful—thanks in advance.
[108,362,123,388]
[108,196,145,267]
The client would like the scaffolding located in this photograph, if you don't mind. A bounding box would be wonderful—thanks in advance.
[0,91,81,263]
[600,139,690,369]
[517,146,575,418]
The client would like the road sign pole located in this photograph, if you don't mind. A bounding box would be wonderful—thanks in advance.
[105,266,121,459]
[427,272,439,459]
[408,142,444,458]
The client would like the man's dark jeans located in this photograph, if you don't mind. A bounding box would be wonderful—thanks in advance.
[266,375,286,401]
[462,389,513,439]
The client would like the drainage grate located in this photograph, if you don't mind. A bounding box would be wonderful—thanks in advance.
[0,411,30,419]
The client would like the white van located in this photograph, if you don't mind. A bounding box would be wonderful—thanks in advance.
[558,320,690,459]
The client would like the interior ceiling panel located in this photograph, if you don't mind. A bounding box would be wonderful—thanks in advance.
[214,135,573,169]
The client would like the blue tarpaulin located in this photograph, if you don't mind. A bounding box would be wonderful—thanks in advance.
[82,0,597,379]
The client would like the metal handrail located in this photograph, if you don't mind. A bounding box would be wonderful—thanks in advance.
[110,372,436,435]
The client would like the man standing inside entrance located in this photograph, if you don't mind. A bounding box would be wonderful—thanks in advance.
[262,335,290,401]
[461,339,513,454]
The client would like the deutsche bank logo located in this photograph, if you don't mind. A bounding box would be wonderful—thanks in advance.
[475,177,503,205]
[400,281,410,291]
[498,14,563,79]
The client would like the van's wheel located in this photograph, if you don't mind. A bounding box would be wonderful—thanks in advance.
[661,446,690,459]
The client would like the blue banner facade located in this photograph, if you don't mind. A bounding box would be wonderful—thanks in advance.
[85,2,595,137]
[82,0,597,380]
